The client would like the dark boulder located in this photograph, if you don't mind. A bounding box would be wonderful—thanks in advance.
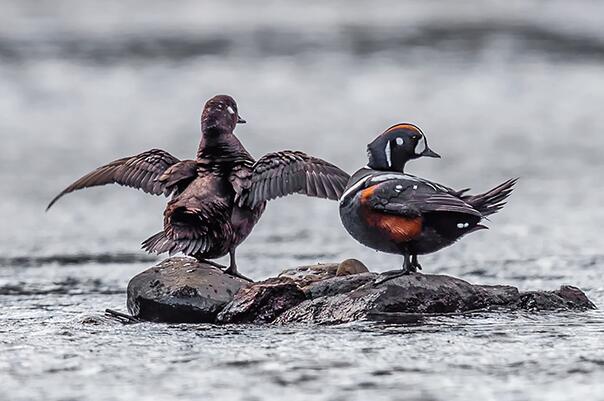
[517,285,597,310]
[275,272,597,325]
[125,258,596,325]
[127,257,249,323]
[303,272,377,299]
[216,278,306,324]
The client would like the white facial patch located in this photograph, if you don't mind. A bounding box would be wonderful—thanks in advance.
[384,141,392,167]
[395,137,404,145]
[227,106,235,115]
[415,135,427,155]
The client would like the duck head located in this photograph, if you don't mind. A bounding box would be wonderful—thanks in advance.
[366,123,440,172]
[201,95,246,134]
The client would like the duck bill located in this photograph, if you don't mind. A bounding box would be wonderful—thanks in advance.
[421,147,441,158]
[237,115,247,124]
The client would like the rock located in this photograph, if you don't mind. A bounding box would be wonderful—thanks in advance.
[216,278,306,324]
[278,263,339,286]
[304,273,377,299]
[518,285,597,310]
[124,258,597,325]
[127,257,249,323]
[336,259,369,276]
[275,273,597,325]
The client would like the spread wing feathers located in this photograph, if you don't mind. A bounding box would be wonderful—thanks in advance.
[240,151,350,209]
[157,160,199,196]
[462,178,518,217]
[367,180,482,218]
[47,149,183,210]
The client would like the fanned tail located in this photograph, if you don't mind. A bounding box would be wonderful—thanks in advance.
[465,178,518,217]
[142,231,176,255]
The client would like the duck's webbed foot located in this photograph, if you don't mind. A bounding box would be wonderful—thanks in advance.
[411,254,422,271]
[374,254,416,285]
[198,259,228,270]
[223,265,253,282]
[223,249,254,283]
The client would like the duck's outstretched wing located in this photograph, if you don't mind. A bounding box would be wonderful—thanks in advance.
[238,151,350,209]
[47,149,193,210]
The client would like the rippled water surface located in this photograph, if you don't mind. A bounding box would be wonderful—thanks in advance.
[1,1,604,400]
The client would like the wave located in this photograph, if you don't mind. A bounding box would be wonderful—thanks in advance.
[0,253,157,268]
[1,22,603,64]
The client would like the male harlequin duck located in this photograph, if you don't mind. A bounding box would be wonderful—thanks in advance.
[47,95,350,281]
[339,123,517,281]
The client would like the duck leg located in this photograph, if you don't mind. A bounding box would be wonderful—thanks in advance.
[411,254,422,271]
[374,253,415,284]
[198,259,228,270]
[223,248,254,282]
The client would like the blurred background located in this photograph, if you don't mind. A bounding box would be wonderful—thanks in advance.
[1,1,604,400]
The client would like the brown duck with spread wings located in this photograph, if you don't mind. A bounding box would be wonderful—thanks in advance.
[47,95,349,280]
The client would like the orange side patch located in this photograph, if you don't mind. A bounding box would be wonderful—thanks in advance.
[372,214,423,241]
[359,185,378,202]
[385,123,422,134]
[359,185,422,242]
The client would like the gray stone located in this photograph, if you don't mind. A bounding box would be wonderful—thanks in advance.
[275,273,596,325]
[125,259,597,325]
[216,278,306,324]
[303,273,378,299]
[278,263,339,287]
[127,257,249,323]
[517,285,597,310]
[336,259,370,276]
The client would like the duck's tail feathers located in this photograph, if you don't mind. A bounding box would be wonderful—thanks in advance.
[141,231,176,255]
[465,178,518,217]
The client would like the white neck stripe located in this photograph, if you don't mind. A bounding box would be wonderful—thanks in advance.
[384,141,392,167]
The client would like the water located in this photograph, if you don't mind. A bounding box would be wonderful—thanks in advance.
[1,1,604,400]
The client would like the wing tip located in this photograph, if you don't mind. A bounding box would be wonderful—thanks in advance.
[45,193,63,211]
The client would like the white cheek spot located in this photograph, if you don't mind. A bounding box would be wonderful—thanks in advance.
[457,223,464,229]
[384,141,392,167]
[412,185,418,190]
[395,184,402,192]
[457,222,471,229]
[227,106,235,115]
[464,222,470,228]
[395,137,404,145]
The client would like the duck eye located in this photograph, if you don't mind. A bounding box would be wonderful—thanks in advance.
[227,106,235,115]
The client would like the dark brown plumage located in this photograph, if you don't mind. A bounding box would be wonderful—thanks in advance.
[47,95,349,280]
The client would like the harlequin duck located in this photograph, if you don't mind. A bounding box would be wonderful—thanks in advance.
[339,123,517,281]
[47,95,350,281]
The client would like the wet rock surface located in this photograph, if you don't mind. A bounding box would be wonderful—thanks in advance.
[216,278,306,324]
[126,258,597,324]
[127,257,249,323]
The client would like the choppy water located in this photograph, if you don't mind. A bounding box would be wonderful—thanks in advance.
[1,1,604,400]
